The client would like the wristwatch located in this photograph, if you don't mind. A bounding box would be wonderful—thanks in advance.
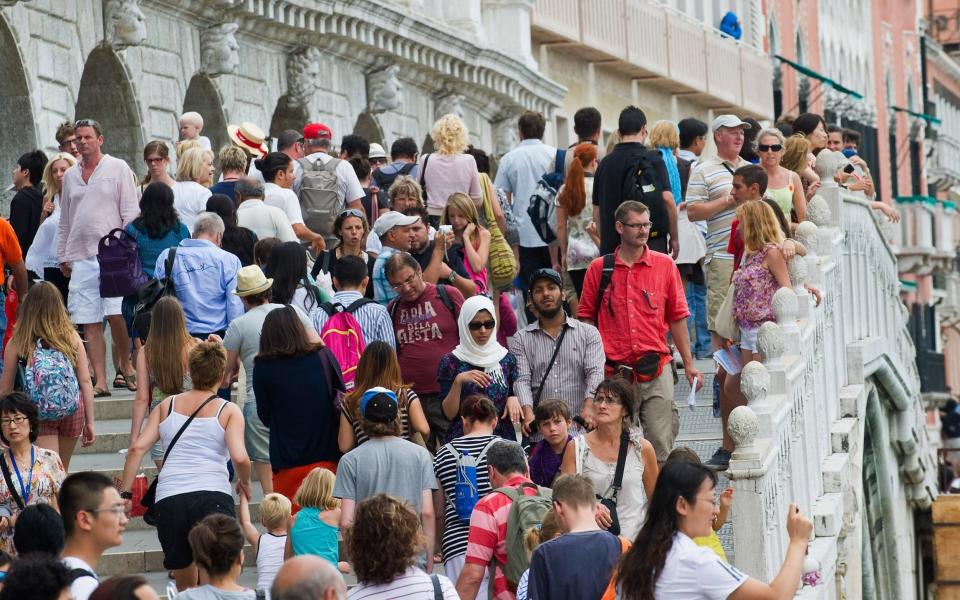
[447,271,458,284]
[119,491,133,500]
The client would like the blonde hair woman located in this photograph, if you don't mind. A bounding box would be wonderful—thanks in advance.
[421,114,481,223]
[0,282,95,470]
[781,134,820,201]
[26,153,77,298]
[173,147,215,232]
[756,128,805,223]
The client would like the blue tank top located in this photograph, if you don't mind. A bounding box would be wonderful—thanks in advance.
[290,507,339,565]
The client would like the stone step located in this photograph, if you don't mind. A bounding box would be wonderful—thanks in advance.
[68,451,263,483]
[93,395,136,421]
[77,418,134,455]
[101,529,259,577]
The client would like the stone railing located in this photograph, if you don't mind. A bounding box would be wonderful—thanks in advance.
[726,185,938,598]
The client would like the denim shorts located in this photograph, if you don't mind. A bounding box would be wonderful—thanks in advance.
[243,399,270,463]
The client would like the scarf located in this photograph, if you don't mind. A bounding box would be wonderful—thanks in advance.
[452,295,509,388]
[659,146,682,205]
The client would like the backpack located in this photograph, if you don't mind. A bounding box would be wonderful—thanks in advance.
[24,340,80,420]
[297,156,342,243]
[97,228,149,298]
[388,283,456,322]
[599,536,633,600]
[67,567,97,586]
[372,162,415,194]
[526,149,566,245]
[443,440,496,524]
[132,248,178,340]
[620,150,668,239]
[594,253,615,317]
[495,482,553,591]
[318,298,374,392]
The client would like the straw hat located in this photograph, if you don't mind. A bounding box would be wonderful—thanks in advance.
[233,265,273,297]
[227,122,269,158]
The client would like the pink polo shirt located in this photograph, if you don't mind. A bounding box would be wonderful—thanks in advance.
[421,153,481,216]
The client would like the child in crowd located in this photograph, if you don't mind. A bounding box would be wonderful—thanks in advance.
[527,400,573,487]
[666,447,733,560]
[515,509,562,600]
[285,467,349,573]
[178,514,255,600]
[238,492,291,593]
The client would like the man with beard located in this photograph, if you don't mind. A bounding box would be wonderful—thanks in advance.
[403,206,476,299]
[509,268,604,435]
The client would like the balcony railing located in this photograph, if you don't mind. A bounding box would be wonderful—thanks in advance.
[893,197,958,274]
[531,0,773,118]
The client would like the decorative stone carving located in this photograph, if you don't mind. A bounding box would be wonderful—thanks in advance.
[787,258,807,294]
[814,149,843,186]
[269,47,322,136]
[494,119,519,156]
[200,23,240,77]
[368,64,403,113]
[758,321,784,365]
[794,221,819,256]
[0,0,30,5]
[806,195,831,227]
[105,0,146,48]
[728,406,760,460]
[740,361,770,405]
[436,93,465,121]
[772,287,798,329]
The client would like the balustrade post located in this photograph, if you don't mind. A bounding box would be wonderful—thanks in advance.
[772,287,800,351]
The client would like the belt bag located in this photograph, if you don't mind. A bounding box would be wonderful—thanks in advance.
[610,352,663,383]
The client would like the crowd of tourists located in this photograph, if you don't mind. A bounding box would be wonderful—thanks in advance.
[0,103,896,599]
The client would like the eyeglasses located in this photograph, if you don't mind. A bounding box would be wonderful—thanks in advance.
[86,505,127,516]
[389,273,419,290]
[757,144,783,152]
[468,320,496,331]
[619,221,651,230]
[594,395,622,406]
[0,416,28,428]
[144,157,165,164]
[339,208,365,219]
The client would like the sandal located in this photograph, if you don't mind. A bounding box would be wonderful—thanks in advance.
[112,372,126,389]
[123,372,137,392]
[93,388,112,398]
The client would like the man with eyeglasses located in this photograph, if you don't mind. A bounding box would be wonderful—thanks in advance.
[55,121,80,160]
[57,118,139,398]
[385,252,464,449]
[371,211,420,305]
[60,472,128,600]
[578,201,703,462]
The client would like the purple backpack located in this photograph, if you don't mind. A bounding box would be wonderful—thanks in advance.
[98,228,148,298]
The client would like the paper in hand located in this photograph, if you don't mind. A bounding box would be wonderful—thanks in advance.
[687,376,698,411]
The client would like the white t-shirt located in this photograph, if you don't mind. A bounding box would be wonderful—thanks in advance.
[264,182,305,225]
[173,180,212,233]
[237,200,298,243]
[347,567,458,599]
[654,533,748,599]
[304,152,365,206]
[63,556,99,600]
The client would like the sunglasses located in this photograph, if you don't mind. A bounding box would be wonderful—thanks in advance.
[74,118,101,129]
[339,208,365,219]
[758,144,783,152]
[468,320,496,331]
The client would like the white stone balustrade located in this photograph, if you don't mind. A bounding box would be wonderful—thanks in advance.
[726,187,937,599]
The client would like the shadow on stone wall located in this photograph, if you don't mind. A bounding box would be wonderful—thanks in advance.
[0,14,38,194]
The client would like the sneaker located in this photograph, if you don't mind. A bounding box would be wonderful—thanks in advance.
[706,447,732,471]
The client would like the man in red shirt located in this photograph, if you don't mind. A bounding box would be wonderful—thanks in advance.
[457,440,538,600]
[578,200,703,461]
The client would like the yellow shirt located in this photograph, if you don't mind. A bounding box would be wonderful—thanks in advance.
[693,530,727,561]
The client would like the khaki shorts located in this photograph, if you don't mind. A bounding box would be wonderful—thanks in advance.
[632,367,679,462]
[705,256,734,332]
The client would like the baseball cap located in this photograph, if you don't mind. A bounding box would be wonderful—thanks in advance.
[527,268,562,292]
[372,211,419,238]
[711,115,752,132]
[303,123,333,141]
[360,387,399,423]
[368,143,387,160]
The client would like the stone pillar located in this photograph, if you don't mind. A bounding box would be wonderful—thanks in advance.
[482,0,537,70]
[444,0,485,40]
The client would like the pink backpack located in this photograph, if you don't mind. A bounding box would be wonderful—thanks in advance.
[318,298,373,392]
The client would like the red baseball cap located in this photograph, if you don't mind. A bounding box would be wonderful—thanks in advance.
[303,123,332,141]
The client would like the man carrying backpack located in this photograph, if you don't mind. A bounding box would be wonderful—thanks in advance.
[456,440,551,600]
[299,123,365,249]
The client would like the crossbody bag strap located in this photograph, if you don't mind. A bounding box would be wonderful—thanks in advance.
[162,248,178,293]
[158,394,219,468]
[0,455,24,510]
[532,324,569,408]
[608,430,630,503]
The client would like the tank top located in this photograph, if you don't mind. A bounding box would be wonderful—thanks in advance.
[574,431,648,541]
[255,532,287,590]
[290,507,340,566]
[155,395,232,502]
[765,185,794,218]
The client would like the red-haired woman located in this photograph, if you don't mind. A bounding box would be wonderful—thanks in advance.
[555,143,600,302]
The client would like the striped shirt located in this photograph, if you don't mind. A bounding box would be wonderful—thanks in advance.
[508,317,605,419]
[434,434,498,560]
[310,290,396,349]
[348,567,459,599]
[685,155,749,259]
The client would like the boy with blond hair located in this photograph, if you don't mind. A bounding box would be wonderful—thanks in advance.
[239,492,292,592]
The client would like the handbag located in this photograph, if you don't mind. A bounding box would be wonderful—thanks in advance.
[597,431,629,536]
[714,282,740,342]
[533,325,568,408]
[97,228,149,298]
[132,248,178,339]
[480,173,518,290]
[141,394,219,526]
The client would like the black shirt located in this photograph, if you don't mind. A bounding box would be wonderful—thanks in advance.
[411,241,435,272]
[222,227,257,266]
[10,186,43,256]
[592,142,669,255]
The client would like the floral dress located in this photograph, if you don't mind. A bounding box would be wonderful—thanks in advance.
[0,446,66,554]
[731,244,779,330]
[437,352,519,442]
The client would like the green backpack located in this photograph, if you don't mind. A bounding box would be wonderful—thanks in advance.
[494,482,553,591]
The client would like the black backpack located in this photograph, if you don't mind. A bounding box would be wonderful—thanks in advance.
[131,248,177,340]
[388,283,456,322]
[620,150,668,239]
[372,162,416,194]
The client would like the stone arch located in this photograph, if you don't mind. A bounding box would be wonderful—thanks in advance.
[75,46,145,177]
[0,13,38,193]
[183,73,229,155]
[352,111,385,148]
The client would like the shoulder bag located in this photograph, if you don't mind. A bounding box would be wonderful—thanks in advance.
[0,454,25,510]
[714,282,740,342]
[141,394,219,526]
[597,430,629,536]
[480,173,518,290]
[532,325,568,408]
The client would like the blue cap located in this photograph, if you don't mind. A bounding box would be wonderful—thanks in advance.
[360,387,399,423]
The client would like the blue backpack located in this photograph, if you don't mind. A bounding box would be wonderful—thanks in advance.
[444,440,496,524]
[23,340,80,420]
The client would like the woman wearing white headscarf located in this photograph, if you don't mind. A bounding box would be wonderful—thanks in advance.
[438,295,520,442]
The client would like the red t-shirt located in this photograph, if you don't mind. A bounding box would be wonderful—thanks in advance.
[728,218,745,270]
[391,283,464,395]
[577,247,689,366]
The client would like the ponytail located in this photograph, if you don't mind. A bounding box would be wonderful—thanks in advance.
[557,143,597,217]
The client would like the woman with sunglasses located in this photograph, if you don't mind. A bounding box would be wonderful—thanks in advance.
[438,295,521,441]
[312,208,374,298]
[756,128,806,224]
